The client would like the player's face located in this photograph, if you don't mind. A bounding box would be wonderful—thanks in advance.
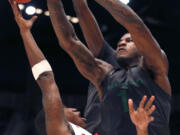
[116,33,140,60]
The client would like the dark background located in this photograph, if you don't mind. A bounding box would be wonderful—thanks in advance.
[0,0,179,134]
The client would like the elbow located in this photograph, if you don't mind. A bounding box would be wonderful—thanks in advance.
[36,71,56,92]
[58,35,80,52]
[37,71,55,83]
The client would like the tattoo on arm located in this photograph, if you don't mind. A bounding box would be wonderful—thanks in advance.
[47,0,104,86]
[95,0,141,25]
[47,0,77,49]
[68,42,102,85]
[71,47,96,72]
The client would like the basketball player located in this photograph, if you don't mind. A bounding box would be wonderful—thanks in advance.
[71,0,171,134]
[9,1,155,135]
[46,0,171,134]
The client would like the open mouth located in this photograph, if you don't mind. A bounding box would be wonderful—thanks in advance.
[118,48,126,52]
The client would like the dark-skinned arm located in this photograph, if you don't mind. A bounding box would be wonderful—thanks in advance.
[72,0,104,57]
[94,0,168,73]
[94,0,171,95]
[37,72,71,135]
[9,1,71,135]
[47,0,109,89]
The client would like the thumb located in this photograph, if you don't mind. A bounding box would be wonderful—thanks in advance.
[31,16,38,23]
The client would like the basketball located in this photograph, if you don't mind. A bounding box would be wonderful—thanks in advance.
[15,0,31,4]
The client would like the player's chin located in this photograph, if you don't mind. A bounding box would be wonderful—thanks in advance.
[116,53,129,59]
[116,54,133,64]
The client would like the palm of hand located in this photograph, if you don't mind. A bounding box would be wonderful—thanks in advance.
[128,96,156,131]
[130,108,150,130]
[9,0,37,30]
[16,16,34,30]
[64,108,86,128]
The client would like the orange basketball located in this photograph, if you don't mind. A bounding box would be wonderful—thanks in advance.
[15,0,31,4]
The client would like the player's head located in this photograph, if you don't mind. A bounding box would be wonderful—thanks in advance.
[116,33,142,67]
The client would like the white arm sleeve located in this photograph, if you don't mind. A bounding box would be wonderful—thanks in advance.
[32,60,52,80]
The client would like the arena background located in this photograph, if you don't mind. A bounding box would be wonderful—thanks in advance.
[0,0,179,134]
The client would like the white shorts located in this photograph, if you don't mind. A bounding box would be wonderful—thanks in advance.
[69,122,92,135]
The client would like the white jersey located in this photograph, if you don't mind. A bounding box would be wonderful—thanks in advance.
[69,122,92,135]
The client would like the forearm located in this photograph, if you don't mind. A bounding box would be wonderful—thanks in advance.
[20,30,45,67]
[47,0,105,88]
[136,128,148,135]
[37,73,67,134]
[73,0,104,56]
[47,0,77,50]
[21,31,66,130]
[94,0,144,31]
[40,77,64,122]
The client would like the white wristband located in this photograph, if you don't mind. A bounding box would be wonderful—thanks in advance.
[32,60,52,80]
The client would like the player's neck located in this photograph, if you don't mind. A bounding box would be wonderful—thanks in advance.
[117,57,141,69]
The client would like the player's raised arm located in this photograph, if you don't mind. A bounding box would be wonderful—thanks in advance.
[94,0,168,72]
[9,1,71,135]
[47,0,112,95]
[94,0,171,95]
[93,0,168,72]
[72,0,104,57]
[128,96,156,135]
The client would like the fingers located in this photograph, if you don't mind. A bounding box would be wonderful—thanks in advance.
[128,99,134,114]
[149,116,155,123]
[147,105,156,115]
[68,108,81,116]
[9,0,22,18]
[71,108,78,112]
[79,119,86,128]
[8,0,14,5]
[139,95,147,108]
[145,96,155,110]
[9,0,17,11]
[74,111,81,116]
[66,108,77,112]
[142,96,156,120]
[68,108,80,116]
[81,118,87,121]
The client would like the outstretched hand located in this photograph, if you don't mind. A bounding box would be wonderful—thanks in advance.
[9,0,37,32]
[64,108,86,128]
[128,96,156,130]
